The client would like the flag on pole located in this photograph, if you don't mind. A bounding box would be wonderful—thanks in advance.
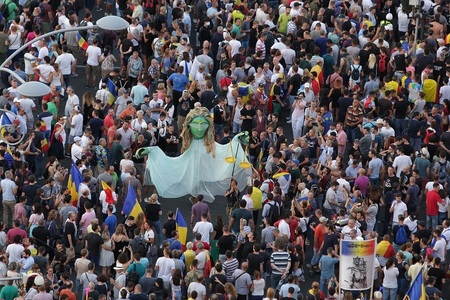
[77,33,89,51]
[123,182,143,218]
[68,163,83,207]
[175,209,187,249]
[107,78,117,106]
[1,112,12,125]
[404,269,426,300]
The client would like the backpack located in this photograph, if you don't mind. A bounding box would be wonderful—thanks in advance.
[395,225,407,245]
[378,55,387,73]
[131,236,147,256]
[216,41,229,61]
[126,264,140,285]
[1,0,11,20]
[267,202,280,225]
[437,161,448,181]
[351,65,361,81]
[78,20,88,39]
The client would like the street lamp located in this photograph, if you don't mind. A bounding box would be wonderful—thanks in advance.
[16,81,52,97]
[0,15,129,68]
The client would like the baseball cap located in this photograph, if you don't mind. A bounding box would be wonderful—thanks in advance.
[123,89,129,94]
[13,98,20,103]
[319,216,328,223]
[376,119,383,125]
[258,82,265,87]
[74,136,81,142]
[292,159,299,165]
[304,83,310,88]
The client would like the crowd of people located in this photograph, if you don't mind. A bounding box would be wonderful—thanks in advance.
[0,0,449,299]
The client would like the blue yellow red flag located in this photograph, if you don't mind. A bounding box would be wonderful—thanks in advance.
[404,268,426,300]
[123,182,143,218]
[68,163,82,207]
[175,209,188,249]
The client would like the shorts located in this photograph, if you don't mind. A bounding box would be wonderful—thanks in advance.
[86,64,100,77]
[135,163,145,178]
[67,45,80,56]
[144,168,153,186]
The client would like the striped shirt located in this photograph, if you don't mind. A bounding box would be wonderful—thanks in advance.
[345,105,364,126]
[256,39,266,60]
[270,251,291,275]
[223,258,240,282]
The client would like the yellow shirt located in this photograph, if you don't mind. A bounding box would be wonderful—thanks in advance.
[184,249,196,272]
[385,80,399,92]
[423,79,437,103]
[232,10,244,24]
[251,187,263,210]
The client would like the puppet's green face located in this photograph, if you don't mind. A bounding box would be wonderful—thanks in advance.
[189,116,209,139]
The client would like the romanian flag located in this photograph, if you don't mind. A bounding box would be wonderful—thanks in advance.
[77,33,89,51]
[404,268,426,300]
[101,181,115,204]
[107,78,117,106]
[68,163,83,207]
[41,137,49,153]
[257,149,264,171]
[175,209,187,250]
[123,181,143,218]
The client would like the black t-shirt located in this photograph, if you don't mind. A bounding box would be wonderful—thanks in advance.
[88,117,103,139]
[249,136,260,156]
[23,184,41,206]
[217,234,235,254]
[240,107,256,132]
[433,60,446,84]
[416,228,431,241]
[219,136,231,145]
[298,148,310,165]
[121,38,133,56]
[144,203,161,222]
[125,223,137,239]
[288,74,302,96]
[323,8,335,27]
[154,14,166,31]
[164,132,179,154]
[394,99,410,119]
[163,219,176,239]
[63,222,76,248]
[54,249,66,262]
[337,97,353,123]
[247,252,263,276]
[210,274,227,294]
[427,267,446,290]
[213,105,225,125]
[178,98,192,117]
[130,293,149,300]
[199,90,216,111]
[86,232,104,257]
[384,175,399,194]
[321,233,339,256]
[393,53,406,72]
[32,226,51,248]
[33,130,44,151]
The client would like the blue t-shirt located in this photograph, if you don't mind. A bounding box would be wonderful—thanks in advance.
[168,73,189,92]
[319,255,339,280]
[104,215,117,237]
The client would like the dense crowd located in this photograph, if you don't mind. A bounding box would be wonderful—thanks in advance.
[0,0,449,299]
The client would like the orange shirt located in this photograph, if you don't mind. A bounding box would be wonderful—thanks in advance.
[59,289,76,300]
[314,223,325,250]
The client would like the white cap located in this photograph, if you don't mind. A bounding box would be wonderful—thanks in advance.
[74,136,81,142]
[13,98,20,103]
[304,83,310,88]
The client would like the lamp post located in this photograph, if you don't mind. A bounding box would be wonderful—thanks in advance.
[0,15,129,68]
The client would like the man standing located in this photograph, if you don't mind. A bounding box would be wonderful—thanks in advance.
[318,247,339,294]
[85,39,101,89]
[64,211,77,262]
[270,238,291,289]
[426,183,443,230]
[191,195,210,227]
[193,213,214,244]
[1,170,17,227]
[232,262,253,300]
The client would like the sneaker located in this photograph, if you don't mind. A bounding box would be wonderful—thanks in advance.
[96,6,102,10]
[286,119,292,124]
[306,264,312,268]
[37,177,44,181]
[65,153,71,158]
[305,239,310,245]
[71,73,79,78]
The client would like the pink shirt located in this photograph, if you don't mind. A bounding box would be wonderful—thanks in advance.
[14,203,26,224]
[337,130,347,155]
[80,211,96,233]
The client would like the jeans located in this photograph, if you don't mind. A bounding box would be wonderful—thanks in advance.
[438,212,447,226]
[151,219,163,247]
[426,214,438,230]
[346,126,360,144]
[382,287,397,300]
[370,178,379,186]
[233,121,242,134]
[63,74,70,88]
[320,277,330,295]
[270,273,282,290]
[311,248,321,266]
[395,118,407,136]
[410,137,421,152]
[35,153,44,178]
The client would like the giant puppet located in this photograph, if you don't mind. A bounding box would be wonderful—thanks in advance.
[136,107,252,202]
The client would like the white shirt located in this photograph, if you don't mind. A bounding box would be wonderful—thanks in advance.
[193,221,214,243]
[242,195,253,210]
[71,143,83,162]
[341,226,362,240]
[433,238,446,260]
[65,94,80,116]
[38,47,49,61]
[381,126,395,139]
[24,52,36,75]
[55,53,76,75]
[392,155,412,178]
[19,98,35,119]
[6,243,24,263]
[86,45,101,66]
[229,39,241,58]
[278,219,290,239]
[390,201,408,223]
[187,282,207,300]
[255,8,268,25]
[442,227,450,250]
[36,64,55,83]
[69,114,83,137]
[439,85,450,105]
[155,256,175,281]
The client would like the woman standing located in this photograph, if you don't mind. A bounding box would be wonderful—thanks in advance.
[131,110,148,134]
[224,179,239,218]
[251,270,265,300]
[111,224,130,261]
[50,63,64,93]
[144,194,162,246]
[382,257,399,300]
[395,252,409,300]
[291,92,306,139]
[28,203,44,237]
[100,46,117,79]
[171,269,182,300]
[99,230,115,277]
[7,26,21,63]
[364,54,378,81]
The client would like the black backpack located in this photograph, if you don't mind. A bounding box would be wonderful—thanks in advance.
[351,65,361,81]
[131,236,147,256]
[126,264,140,285]
[267,202,280,225]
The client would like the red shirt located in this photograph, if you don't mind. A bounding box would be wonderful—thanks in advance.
[59,289,76,300]
[426,190,442,216]
[314,223,325,250]
[7,227,27,242]
[103,114,114,137]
